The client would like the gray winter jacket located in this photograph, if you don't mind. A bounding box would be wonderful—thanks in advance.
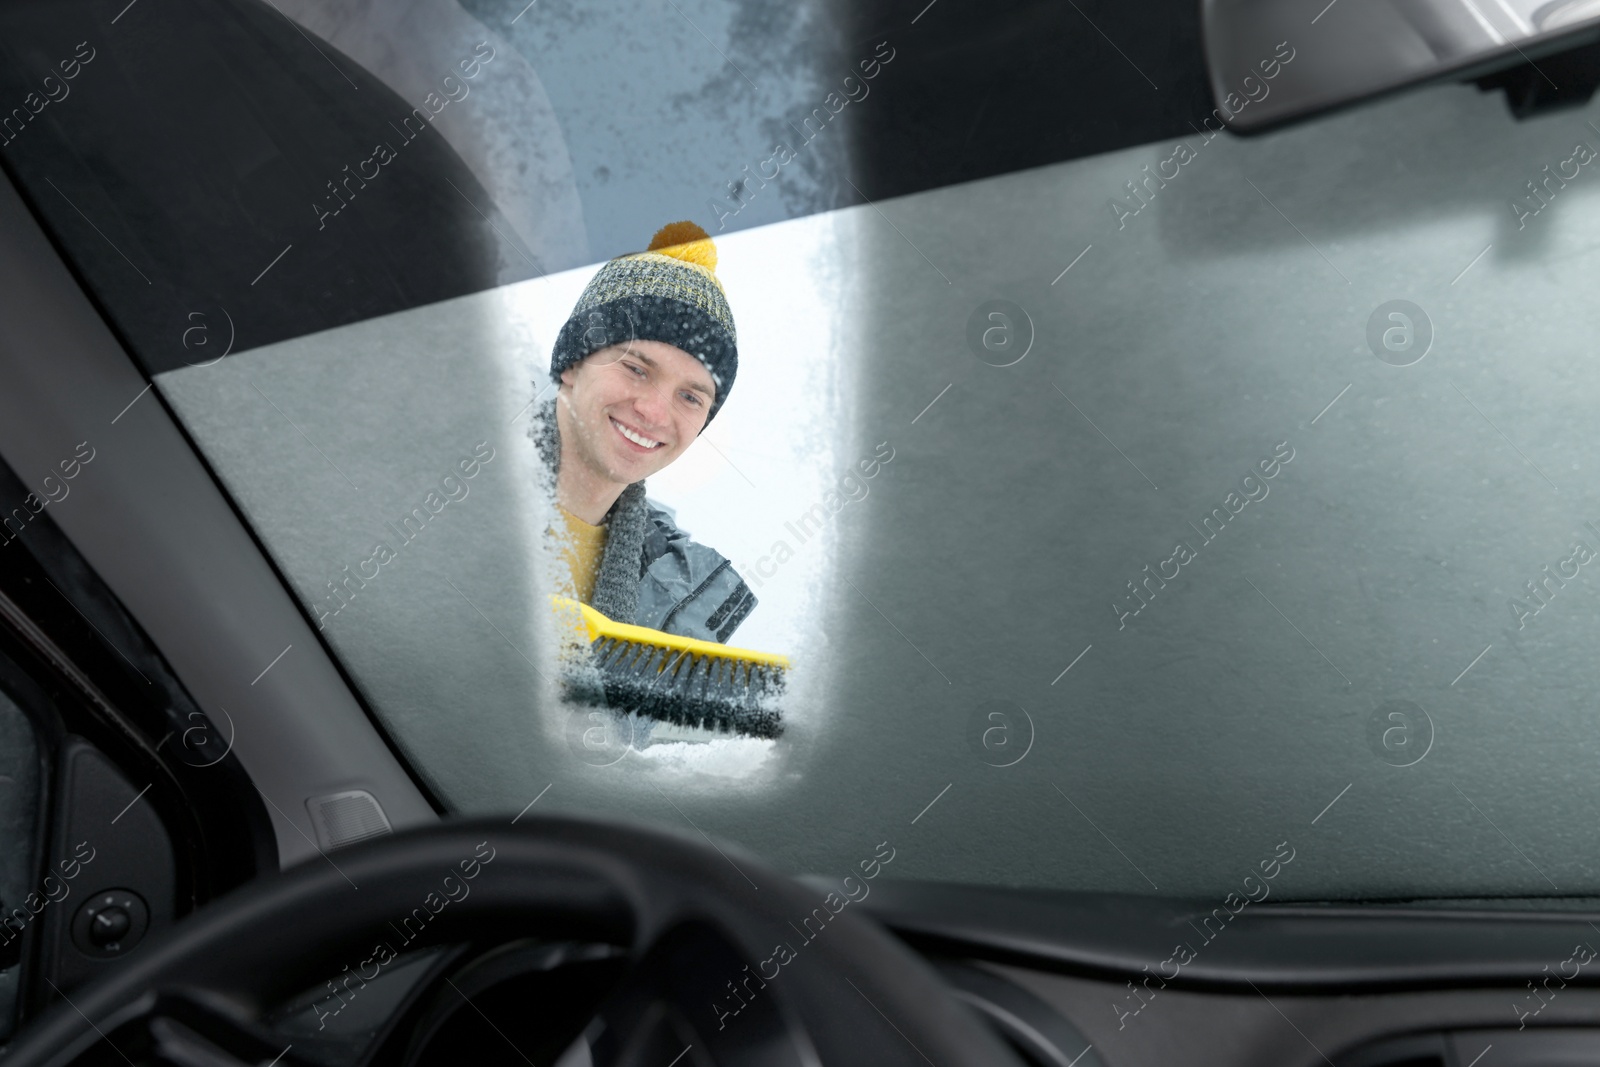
[586,480,757,644]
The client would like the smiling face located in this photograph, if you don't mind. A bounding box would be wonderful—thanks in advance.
[554,339,717,491]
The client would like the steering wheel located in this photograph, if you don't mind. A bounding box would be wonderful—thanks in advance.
[4,815,1026,1066]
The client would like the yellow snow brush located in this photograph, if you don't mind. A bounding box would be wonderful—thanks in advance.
[550,595,789,738]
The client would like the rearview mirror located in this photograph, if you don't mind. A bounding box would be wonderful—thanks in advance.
[1202,0,1600,133]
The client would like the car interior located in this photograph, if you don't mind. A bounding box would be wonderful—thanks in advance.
[4,0,1600,1064]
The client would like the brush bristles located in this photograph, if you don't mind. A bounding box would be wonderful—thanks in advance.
[564,636,785,739]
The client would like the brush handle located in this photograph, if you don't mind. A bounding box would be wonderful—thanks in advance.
[549,595,791,670]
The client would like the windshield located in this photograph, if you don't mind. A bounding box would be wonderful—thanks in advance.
[5,0,1599,904]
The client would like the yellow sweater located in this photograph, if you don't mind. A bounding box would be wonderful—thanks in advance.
[553,504,608,605]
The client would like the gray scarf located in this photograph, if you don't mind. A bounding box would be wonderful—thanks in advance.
[589,480,648,623]
[530,392,649,624]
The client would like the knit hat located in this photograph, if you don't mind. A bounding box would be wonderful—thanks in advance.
[548,221,738,430]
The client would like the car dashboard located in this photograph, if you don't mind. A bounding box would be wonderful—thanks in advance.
[249,877,1600,1067]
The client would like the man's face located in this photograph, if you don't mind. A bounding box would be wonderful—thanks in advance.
[556,339,717,487]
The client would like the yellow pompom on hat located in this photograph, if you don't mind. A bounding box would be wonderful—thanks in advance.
[550,219,739,429]
[647,220,718,272]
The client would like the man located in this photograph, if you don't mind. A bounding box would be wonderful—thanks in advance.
[532,220,757,644]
